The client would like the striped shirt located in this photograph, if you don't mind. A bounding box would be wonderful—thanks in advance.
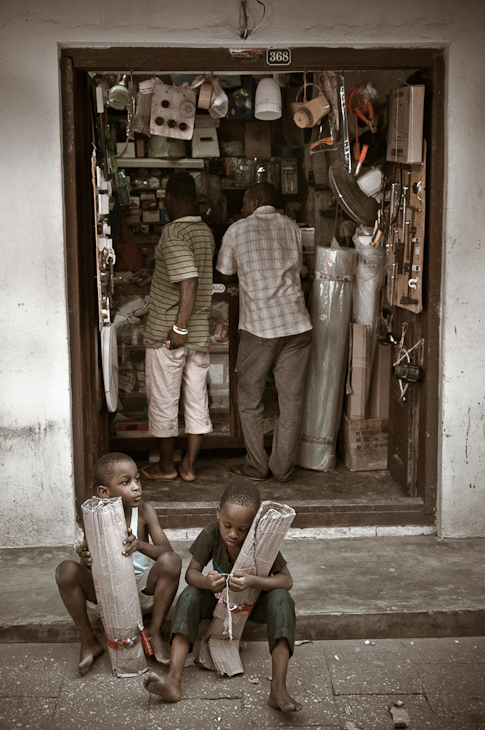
[217,206,312,338]
[145,216,215,353]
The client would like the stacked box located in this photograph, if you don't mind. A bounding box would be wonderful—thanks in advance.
[341,331,390,471]
[339,414,388,471]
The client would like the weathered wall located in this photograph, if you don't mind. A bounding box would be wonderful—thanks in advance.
[0,0,484,544]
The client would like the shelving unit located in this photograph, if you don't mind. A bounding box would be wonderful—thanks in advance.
[117,157,205,168]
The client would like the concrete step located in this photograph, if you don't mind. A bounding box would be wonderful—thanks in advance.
[1,535,484,644]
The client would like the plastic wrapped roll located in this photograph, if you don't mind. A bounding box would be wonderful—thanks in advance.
[82,496,147,677]
[352,226,387,405]
[295,240,357,471]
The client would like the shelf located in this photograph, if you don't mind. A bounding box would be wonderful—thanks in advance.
[117,158,205,169]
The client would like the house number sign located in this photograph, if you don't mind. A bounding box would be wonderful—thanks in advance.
[266,49,291,66]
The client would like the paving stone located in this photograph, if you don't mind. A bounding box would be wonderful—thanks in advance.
[169,661,247,700]
[241,666,340,727]
[322,639,423,695]
[415,663,485,727]
[402,636,485,664]
[0,697,57,730]
[0,643,75,696]
[147,698,245,730]
[52,649,150,730]
[335,694,437,729]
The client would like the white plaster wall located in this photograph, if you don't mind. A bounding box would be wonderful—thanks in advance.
[0,0,484,545]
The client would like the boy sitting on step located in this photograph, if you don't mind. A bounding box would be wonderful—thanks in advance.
[143,481,302,713]
[55,452,182,675]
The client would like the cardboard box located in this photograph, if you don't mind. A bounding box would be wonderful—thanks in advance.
[142,210,160,223]
[115,422,148,434]
[339,413,388,471]
[245,121,271,159]
[386,84,425,164]
[192,127,220,158]
[345,323,368,419]
[367,342,391,420]
[116,141,136,158]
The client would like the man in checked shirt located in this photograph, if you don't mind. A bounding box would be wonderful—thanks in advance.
[217,182,312,484]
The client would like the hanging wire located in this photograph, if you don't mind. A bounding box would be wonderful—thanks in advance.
[239,0,266,39]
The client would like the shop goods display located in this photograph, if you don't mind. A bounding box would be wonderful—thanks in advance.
[386,142,426,314]
[295,241,357,472]
[90,65,429,469]
[199,501,295,676]
[150,81,197,140]
[82,496,148,677]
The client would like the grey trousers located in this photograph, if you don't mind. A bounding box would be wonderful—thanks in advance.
[236,329,312,482]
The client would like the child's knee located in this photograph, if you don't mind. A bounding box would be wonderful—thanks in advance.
[55,560,80,588]
[267,588,295,614]
[155,550,182,579]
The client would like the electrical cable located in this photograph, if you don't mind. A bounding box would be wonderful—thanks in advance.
[239,0,266,39]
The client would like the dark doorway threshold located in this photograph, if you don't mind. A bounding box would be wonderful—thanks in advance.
[136,450,434,530]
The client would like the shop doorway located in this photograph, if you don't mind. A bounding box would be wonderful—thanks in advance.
[60,46,444,528]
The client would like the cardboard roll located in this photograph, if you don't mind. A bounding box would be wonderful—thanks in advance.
[198,82,212,109]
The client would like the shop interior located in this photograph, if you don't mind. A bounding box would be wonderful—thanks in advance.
[63,48,442,529]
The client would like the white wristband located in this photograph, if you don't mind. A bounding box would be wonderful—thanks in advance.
[173,324,188,336]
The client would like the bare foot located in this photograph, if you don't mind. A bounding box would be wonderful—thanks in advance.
[140,465,178,481]
[176,461,196,482]
[149,632,170,665]
[78,638,104,676]
[268,685,303,713]
[143,671,182,702]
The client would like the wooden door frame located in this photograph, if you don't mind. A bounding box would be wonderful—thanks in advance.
[61,46,445,524]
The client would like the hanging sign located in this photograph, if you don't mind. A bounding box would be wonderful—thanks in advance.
[266,49,291,66]
[230,49,264,60]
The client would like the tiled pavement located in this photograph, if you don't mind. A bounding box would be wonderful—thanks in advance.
[1,637,484,729]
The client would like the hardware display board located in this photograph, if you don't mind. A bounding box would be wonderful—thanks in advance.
[386,142,426,314]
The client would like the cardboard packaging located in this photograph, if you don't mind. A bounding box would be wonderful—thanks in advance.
[81,496,147,677]
[339,413,388,471]
[192,127,220,157]
[386,85,425,164]
[142,210,160,223]
[199,501,295,676]
[116,142,136,158]
[345,323,368,420]
[367,342,391,420]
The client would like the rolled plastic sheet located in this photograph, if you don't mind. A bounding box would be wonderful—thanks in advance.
[81,496,147,677]
[295,240,357,471]
[199,501,295,676]
[352,226,387,405]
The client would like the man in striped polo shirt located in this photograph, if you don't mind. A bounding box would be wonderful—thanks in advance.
[134,172,215,483]
[217,182,312,484]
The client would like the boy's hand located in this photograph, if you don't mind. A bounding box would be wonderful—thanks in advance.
[76,541,92,569]
[228,570,253,592]
[122,528,138,557]
[207,570,227,592]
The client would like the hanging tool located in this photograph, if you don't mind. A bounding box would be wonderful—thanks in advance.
[96,84,109,180]
[346,82,377,170]
[339,77,352,173]
[354,144,369,176]
[389,262,397,305]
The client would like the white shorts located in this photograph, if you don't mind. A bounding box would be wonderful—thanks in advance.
[86,568,155,617]
[145,346,213,438]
